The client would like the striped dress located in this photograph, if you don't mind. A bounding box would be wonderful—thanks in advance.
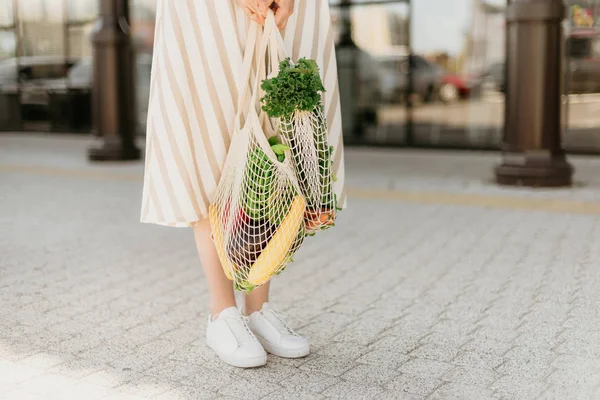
[141,0,345,227]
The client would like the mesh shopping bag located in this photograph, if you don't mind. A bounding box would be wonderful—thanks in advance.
[209,12,306,293]
[259,20,339,235]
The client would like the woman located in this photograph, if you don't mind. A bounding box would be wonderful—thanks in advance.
[141,0,345,368]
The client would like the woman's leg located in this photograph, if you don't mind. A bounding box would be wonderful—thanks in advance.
[245,281,270,315]
[193,218,236,317]
[195,218,267,368]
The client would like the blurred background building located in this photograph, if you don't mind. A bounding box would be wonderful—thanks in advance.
[1,0,600,152]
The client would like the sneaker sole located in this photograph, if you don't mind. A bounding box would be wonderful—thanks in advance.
[207,342,267,368]
[256,335,310,359]
[218,352,267,368]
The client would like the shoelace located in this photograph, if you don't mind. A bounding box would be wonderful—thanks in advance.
[263,308,298,336]
[222,315,257,344]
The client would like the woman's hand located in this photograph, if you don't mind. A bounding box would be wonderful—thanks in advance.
[236,0,271,25]
[270,0,294,31]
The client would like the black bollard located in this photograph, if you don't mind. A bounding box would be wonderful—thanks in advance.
[88,0,140,161]
[495,0,573,187]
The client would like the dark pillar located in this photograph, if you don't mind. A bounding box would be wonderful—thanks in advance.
[88,0,140,161]
[495,0,573,187]
[405,1,414,146]
[336,0,359,138]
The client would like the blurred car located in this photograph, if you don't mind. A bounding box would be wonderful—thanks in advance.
[439,73,475,102]
[0,56,78,122]
[467,62,505,99]
[335,43,382,136]
[377,54,445,104]
[0,56,77,86]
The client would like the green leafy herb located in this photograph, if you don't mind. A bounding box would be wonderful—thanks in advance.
[271,144,289,156]
[234,279,257,294]
[261,58,326,118]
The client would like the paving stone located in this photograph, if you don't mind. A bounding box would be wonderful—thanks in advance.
[441,365,500,387]
[368,335,421,355]
[460,338,513,358]
[315,342,370,360]
[456,353,501,374]
[489,375,546,399]
[278,371,338,394]
[385,373,443,397]
[113,374,175,398]
[356,347,411,370]
[45,357,103,379]
[235,361,299,384]
[332,317,391,346]
[321,381,389,400]
[556,337,600,358]
[537,385,600,400]
[398,358,454,379]
[546,368,600,389]
[421,329,473,348]
[470,325,520,343]
[144,359,197,383]
[151,386,217,400]
[495,346,555,380]
[341,363,401,386]
[552,354,600,373]
[429,383,498,400]
[295,312,355,343]
[409,343,459,363]
[381,322,433,344]
[298,355,356,377]
[261,388,325,400]
[558,328,600,343]
[216,376,282,400]
[79,343,140,367]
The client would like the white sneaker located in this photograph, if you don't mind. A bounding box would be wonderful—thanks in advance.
[247,302,310,359]
[206,306,267,368]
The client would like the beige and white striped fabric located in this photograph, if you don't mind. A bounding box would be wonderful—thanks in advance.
[141,0,345,227]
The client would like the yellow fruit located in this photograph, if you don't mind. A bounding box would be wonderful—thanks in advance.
[247,196,306,286]
[209,204,234,280]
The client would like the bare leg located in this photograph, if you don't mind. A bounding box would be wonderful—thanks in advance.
[193,218,236,317]
[245,281,270,315]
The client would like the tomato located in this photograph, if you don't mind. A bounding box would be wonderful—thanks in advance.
[222,198,251,231]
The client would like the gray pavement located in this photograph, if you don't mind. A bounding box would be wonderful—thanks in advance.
[2,134,600,399]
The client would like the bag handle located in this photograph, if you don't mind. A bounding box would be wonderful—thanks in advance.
[233,20,261,132]
[234,11,291,131]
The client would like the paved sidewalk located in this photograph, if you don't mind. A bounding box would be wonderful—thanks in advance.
[2,134,600,400]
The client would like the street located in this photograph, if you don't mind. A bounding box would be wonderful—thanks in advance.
[2,134,600,399]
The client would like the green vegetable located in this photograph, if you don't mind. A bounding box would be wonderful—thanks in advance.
[235,279,257,294]
[261,58,326,119]
[243,135,292,221]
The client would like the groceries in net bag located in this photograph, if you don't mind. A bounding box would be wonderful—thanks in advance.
[260,57,340,235]
[209,11,340,292]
